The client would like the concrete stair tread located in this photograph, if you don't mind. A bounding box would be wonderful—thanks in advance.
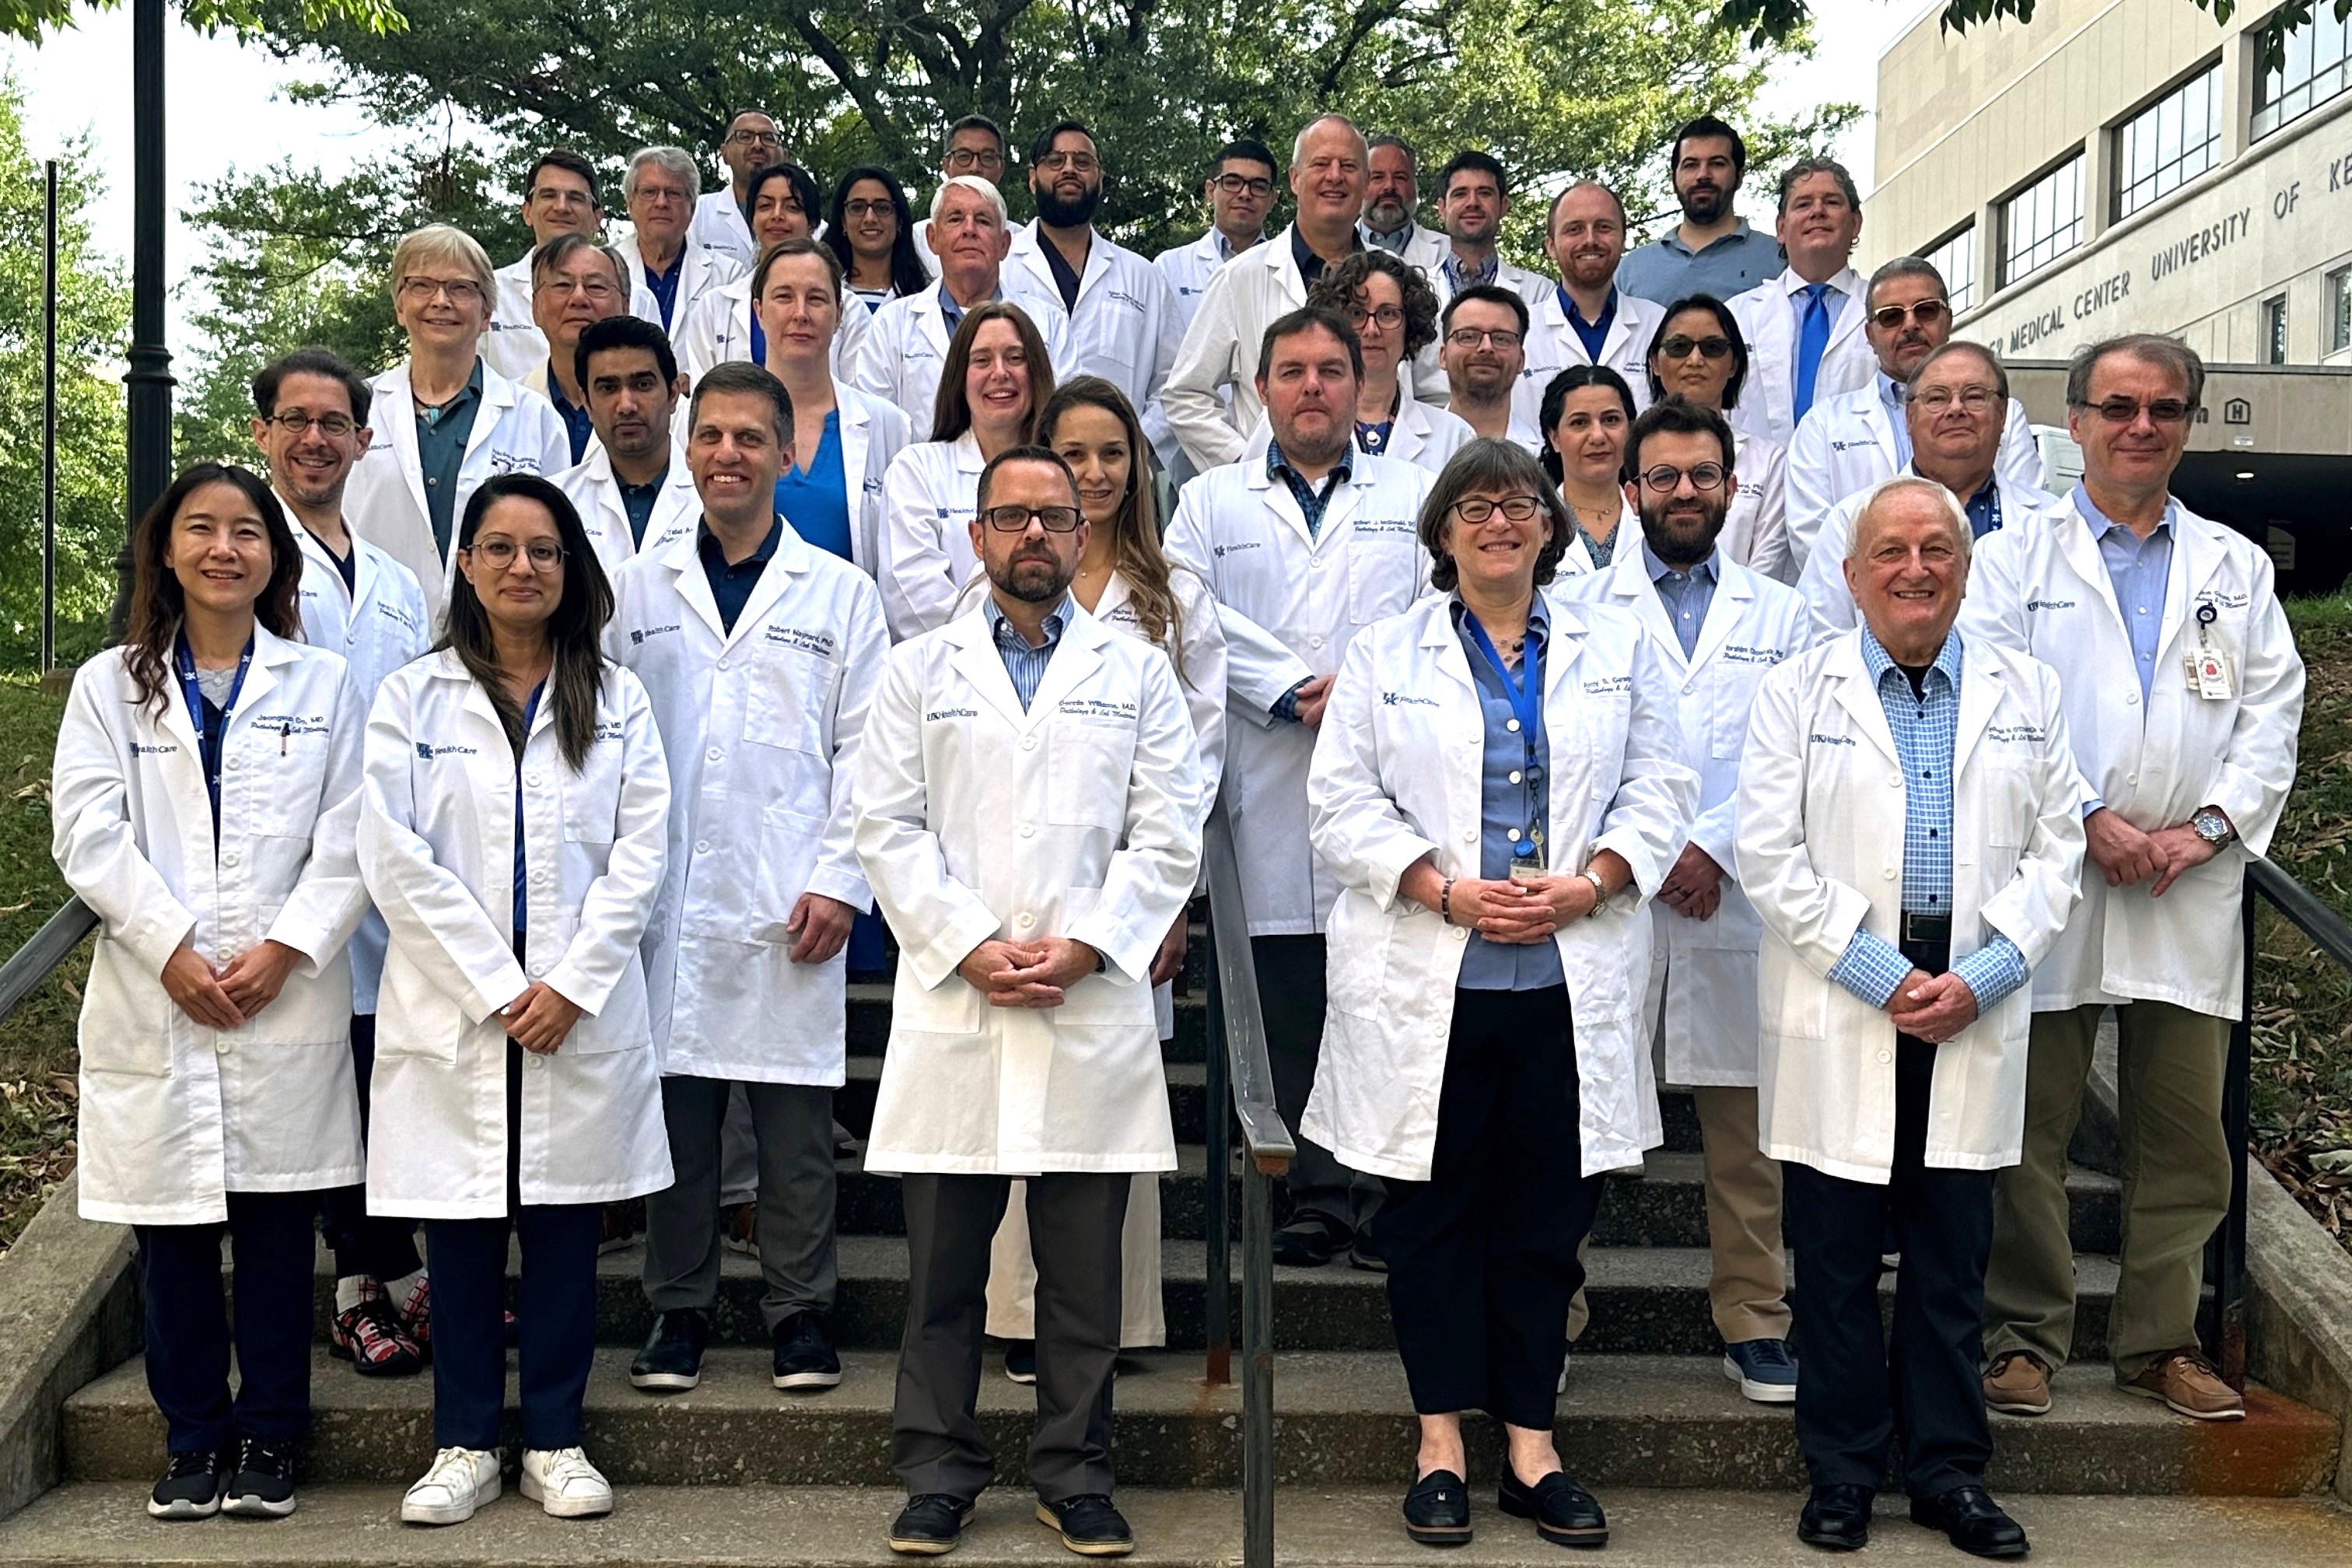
[65,1349,2338,1495]
[8,1483,2352,1566]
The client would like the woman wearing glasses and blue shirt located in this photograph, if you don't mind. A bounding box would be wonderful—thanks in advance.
[1304,439,1695,1551]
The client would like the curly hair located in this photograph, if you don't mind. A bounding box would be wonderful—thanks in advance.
[1306,248,1440,361]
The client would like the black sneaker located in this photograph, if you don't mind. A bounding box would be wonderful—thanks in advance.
[148,1448,226,1521]
[1004,1339,1038,1384]
[772,1311,843,1391]
[888,1493,974,1555]
[1270,1212,1348,1268]
[222,1436,297,1518]
[629,1307,709,1391]
[1036,1493,1136,1556]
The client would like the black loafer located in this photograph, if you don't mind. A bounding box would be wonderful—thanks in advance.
[1909,1485,2029,1559]
[887,1493,975,1556]
[1798,1484,1874,1551]
[1271,1212,1348,1267]
[1402,1468,1472,1546]
[1035,1493,1135,1556]
[1496,1468,1607,1548]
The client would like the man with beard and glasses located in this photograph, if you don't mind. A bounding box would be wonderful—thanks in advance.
[1619,115,1782,304]
[1007,120,1187,469]
[1432,150,1548,306]
[1442,285,1541,450]
[694,110,788,270]
[1516,182,1666,428]
[1360,133,1449,271]
[855,446,1202,1559]
[1559,396,1810,1409]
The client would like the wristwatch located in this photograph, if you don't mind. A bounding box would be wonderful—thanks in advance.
[2191,807,2236,849]
[1578,867,1610,917]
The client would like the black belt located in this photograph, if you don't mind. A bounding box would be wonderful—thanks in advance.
[1899,911,1951,945]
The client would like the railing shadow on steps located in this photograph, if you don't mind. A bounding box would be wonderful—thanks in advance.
[1195,796,1293,1568]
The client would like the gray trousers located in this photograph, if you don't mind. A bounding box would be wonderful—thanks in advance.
[643,1075,837,1331]
[892,1172,1129,1503]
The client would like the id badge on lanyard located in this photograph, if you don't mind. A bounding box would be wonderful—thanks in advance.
[1461,611,1548,878]
[174,633,254,829]
[2184,600,2235,700]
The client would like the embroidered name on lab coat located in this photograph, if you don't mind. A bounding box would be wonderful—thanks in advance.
[628,623,683,645]
[1808,733,1856,747]
[1720,643,1791,665]
[2024,599,2076,611]
[1212,541,1262,558]
[2196,591,2250,611]
[130,742,177,756]
[765,625,838,657]
[486,450,536,476]
[1582,674,1633,694]
[1354,518,1418,537]
[415,742,480,758]
[1059,697,1139,721]
[254,714,331,738]
[374,600,422,631]
[1985,724,2049,746]
[925,707,979,722]
[1382,691,1439,708]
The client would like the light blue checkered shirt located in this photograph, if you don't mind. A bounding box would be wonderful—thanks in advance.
[1824,627,2032,1013]
[983,592,1074,712]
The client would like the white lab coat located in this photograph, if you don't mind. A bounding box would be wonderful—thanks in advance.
[552,444,703,578]
[670,272,871,387]
[485,249,664,385]
[692,188,757,271]
[359,653,674,1216]
[1302,590,1697,1178]
[849,281,1072,440]
[1727,267,1877,446]
[1006,222,1188,464]
[344,357,574,621]
[1715,428,1794,585]
[1160,453,1436,934]
[1154,229,1259,331]
[853,604,1204,1174]
[1512,286,1666,430]
[1436,256,1551,309]
[1797,471,2069,639]
[292,520,432,1013]
[1957,495,2305,1020]
[1736,630,2087,1181]
[876,434,987,642]
[1559,549,1808,1084]
[608,519,891,1082]
[1239,394,1475,478]
[56,631,370,1227]
[1784,380,2047,572]
[618,233,746,336]
[1362,219,1450,272]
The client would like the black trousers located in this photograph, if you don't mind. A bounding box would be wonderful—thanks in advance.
[891,1171,1129,1502]
[1381,986,1603,1431]
[1254,934,1377,1233]
[319,1014,423,1283]
[421,1032,601,1452]
[1783,937,1996,1498]
[136,1188,321,1453]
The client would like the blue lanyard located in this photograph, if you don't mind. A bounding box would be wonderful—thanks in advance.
[1461,610,1542,738]
[174,632,254,828]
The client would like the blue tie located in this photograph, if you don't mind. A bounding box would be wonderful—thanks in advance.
[1794,282,1832,421]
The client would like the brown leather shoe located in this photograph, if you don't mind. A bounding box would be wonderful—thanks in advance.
[1982,1350,2053,1416]
[2123,1349,2245,1421]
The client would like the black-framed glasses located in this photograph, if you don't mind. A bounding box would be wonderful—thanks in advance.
[2070,396,2195,425]
[267,411,357,437]
[1639,463,1727,493]
[1657,334,1731,361]
[943,147,1006,172]
[465,538,567,569]
[1451,495,1545,523]
[398,276,485,306]
[1212,173,1275,198]
[725,128,784,147]
[981,504,1082,534]
[1867,299,1951,331]
[1352,304,1405,330]
[1446,327,1524,349]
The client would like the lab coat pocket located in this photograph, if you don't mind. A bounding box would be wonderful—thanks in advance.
[1346,538,1419,625]
[1324,894,1391,1020]
[1759,942,1828,1040]
[1046,723,1133,830]
[1982,758,2032,849]
[744,650,828,754]
[751,806,827,944]
[78,946,171,1076]
[1710,684,1756,761]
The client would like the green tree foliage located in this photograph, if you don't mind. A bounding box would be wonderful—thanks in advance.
[0,0,401,56]
[0,77,128,666]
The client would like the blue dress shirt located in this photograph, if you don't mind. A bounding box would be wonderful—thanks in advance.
[1645,543,1719,660]
[2077,481,2175,704]
[1453,597,1565,992]
[1563,285,1618,363]
[1879,373,1913,467]
[984,591,1075,710]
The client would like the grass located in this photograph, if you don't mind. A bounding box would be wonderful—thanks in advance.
[0,674,86,1252]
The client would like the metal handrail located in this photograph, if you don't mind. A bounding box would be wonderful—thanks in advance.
[2208,856,2352,1388]
[0,898,96,1031]
[1196,795,1290,1568]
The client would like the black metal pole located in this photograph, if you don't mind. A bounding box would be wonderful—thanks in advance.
[2205,875,2255,1389]
[1240,1160,1276,1568]
[117,0,175,642]
[41,159,58,674]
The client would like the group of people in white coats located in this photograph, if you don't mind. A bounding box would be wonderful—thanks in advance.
[51,82,2312,1566]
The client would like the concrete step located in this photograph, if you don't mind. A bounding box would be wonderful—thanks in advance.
[62,1349,2339,1496]
[10,1484,2352,1567]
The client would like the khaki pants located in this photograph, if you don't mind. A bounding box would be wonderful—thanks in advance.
[1983,1001,2231,1380]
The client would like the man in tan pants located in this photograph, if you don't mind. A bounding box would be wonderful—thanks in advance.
[1958,333,2305,1421]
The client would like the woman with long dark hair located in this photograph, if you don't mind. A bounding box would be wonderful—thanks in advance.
[824,164,930,312]
[54,462,370,1521]
[359,474,671,1527]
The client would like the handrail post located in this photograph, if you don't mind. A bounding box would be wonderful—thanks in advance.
[1202,918,1233,1388]
[1241,1153,1276,1568]
[2205,871,2255,1388]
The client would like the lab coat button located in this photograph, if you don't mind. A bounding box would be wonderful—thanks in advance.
[526,772,543,787]
[222,851,241,868]
[226,757,241,771]
[1877,1049,1892,1064]
[1309,635,1325,649]
[1461,830,1477,843]
[1882,867,1895,880]
[1888,773,1900,789]
[2126,774,2137,786]
[2126,691,2140,705]
[1450,926,1467,941]
[216,1038,230,1055]
[1019,824,1037,838]
[717,656,730,671]
[695,841,711,855]
[1022,736,1039,752]
[1683,682,1697,696]
[705,747,723,763]
[1016,912,1035,929]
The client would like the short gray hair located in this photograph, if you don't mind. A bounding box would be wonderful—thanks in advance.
[1292,112,1368,170]
[624,145,701,201]
[1776,156,1860,215]
[1907,339,2009,402]
[1867,255,1947,310]
[1846,474,1972,564]
[2067,332,2204,411]
[929,173,1009,227]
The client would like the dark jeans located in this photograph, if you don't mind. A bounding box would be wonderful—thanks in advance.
[1381,985,1603,1430]
[136,1188,322,1453]
[319,1014,422,1282]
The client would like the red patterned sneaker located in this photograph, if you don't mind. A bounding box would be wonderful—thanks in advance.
[331,1294,425,1377]
[391,1272,432,1358]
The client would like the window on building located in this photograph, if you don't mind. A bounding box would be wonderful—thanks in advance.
[2000,156,2084,288]
[2254,3,2352,140]
[1920,224,1977,313]
[2113,65,2223,219]
[2330,267,2352,353]
[2262,294,2290,364]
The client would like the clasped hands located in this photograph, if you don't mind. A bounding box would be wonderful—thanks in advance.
[957,937,1103,1008]
[1885,968,1979,1045]
[2084,807,2224,898]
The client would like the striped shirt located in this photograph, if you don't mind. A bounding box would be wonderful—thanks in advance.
[984,591,1076,711]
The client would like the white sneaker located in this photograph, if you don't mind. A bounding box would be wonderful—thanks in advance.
[520,1447,613,1518]
[401,1447,500,1526]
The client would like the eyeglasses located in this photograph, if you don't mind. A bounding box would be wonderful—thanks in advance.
[981,504,1083,534]
[1446,327,1524,349]
[1638,463,1727,493]
[267,411,357,437]
[1213,173,1275,198]
[1657,334,1731,361]
[1909,386,1998,413]
[1867,299,1951,331]
[541,276,620,299]
[843,198,895,219]
[399,276,486,306]
[725,128,784,147]
[1035,151,1098,174]
[1451,495,1545,523]
[1352,304,1405,330]
[465,538,567,569]
[943,148,1006,172]
[2071,396,2196,425]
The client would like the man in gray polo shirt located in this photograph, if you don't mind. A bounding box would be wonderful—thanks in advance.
[1618,115,1782,304]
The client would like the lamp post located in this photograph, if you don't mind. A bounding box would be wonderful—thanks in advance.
[115,0,174,639]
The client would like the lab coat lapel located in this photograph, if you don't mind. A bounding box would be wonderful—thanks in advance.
[661,522,730,643]
[458,364,518,489]
[380,362,432,528]
[1952,635,2001,779]
[1829,636,1902,764]
[2158,509,2225,665]
[2055,498,2128,637]
[1861,394,1901,471]
[1020,608,1108,735]
[1603,545,1686,675]
[724,518,810,650]
[947,612,1032,730]
[1689,560,1756,676]
[1823,268,1867,356]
